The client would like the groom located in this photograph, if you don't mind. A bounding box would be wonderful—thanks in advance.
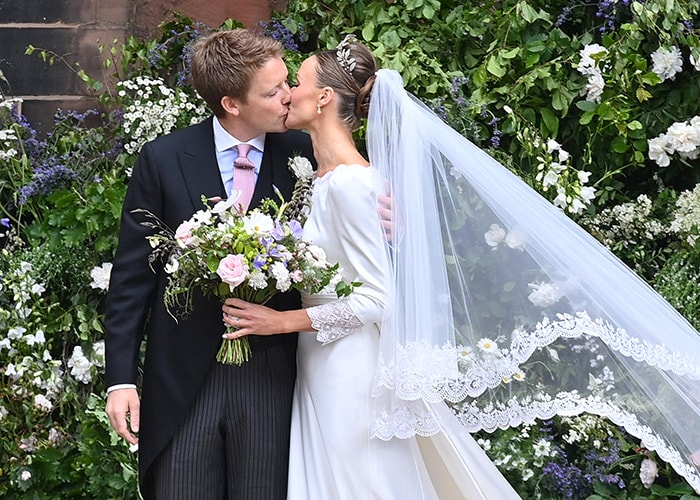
[104,29,314,499]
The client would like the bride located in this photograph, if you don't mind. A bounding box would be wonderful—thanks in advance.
[223,35,700,497]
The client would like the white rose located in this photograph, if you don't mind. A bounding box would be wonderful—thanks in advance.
[484,224,507,247]
[305,245,328,267]
[505,230,525,250]
[527,281,564,308]
[651,45,683,82]
[289,156,314,179]
[647,135,671,167]
[639,458,658,488]
[89,262,113,291]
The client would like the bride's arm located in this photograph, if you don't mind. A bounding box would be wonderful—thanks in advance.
[303,167,389,344]
[222,167,387,343]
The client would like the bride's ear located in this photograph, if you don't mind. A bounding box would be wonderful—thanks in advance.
[318,87,335,107]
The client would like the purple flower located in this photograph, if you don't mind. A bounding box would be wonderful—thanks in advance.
[271,223,286,241]
[289,220,303,239]
[262,236,276,251]
[258,18,308,52]
[253,254,268,270]
[0,218,9,228]
[18,163,78,205]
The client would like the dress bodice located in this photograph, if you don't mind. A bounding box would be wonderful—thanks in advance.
[301,164,390,342]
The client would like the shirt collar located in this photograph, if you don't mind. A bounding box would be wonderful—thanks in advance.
[213,116,266,153]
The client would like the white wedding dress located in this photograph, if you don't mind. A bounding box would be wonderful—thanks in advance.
[287,163,520,500]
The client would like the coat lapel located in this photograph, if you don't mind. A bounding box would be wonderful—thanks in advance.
[251,133,296,208]
[178,118,226,211]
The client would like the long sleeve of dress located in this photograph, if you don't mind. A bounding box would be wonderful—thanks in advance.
[302,165,389,345]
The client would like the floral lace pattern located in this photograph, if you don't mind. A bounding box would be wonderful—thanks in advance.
[375,311,700,404]
[307,297,363,345]
[372,311,700,493]
[372,399,441,440]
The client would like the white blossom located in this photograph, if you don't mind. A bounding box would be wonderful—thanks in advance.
[647,135,671,167]
[584,70,605,103]
[288,156,314,179]
[270,262,291,292]
[577,44,608,103]
[243,212,274,235]
[533,438,553,457]
[527,281,564,308]
[647,116,700,167]
[8,326,26,340]
[247,270,268,290]
[504,230,525,250]
[89,262,113,291]
[651,45,684,82]
[92,340,105,368]
[34,394,53,412]
[670,183,700,246]
[24,329,46,346]
[305,245,328,267]
[164,257,179,274]
[67,346,94,384]
[484,224,507,247]
[0,338,11,352]
[477,338,498,353]
[48,428,63,446]
[577,44,608,74]
[690,50,700,71]
[639,458,658,488]
[542,170,559,187]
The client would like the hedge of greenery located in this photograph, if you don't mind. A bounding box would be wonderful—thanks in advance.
[1,1,699,498]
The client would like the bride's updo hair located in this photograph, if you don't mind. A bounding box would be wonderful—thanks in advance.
[314,38,378,131]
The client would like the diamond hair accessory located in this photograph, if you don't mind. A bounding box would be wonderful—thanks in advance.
[336,34,357,74]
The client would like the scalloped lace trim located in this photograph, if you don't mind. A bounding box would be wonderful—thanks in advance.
[453,391,700,495]
[374,311,700,403]
[307,297,363,345]
[372,399,440,440]
[373,392,700,493]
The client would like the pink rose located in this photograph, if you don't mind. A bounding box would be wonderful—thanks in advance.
[216,254,249,290]
[174,220,199,248]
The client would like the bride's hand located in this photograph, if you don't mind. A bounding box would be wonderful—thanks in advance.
[221,298,280,338]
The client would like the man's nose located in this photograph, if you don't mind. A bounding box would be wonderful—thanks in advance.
[281,82,292,103]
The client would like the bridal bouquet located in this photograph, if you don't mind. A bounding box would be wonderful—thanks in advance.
[138,172,354,365]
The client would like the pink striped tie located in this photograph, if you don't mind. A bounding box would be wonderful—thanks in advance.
[232,143,256,211]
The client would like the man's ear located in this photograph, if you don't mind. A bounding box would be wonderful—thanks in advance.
[221,95,241,117]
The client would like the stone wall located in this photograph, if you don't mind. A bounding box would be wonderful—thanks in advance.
[0,0,285,132]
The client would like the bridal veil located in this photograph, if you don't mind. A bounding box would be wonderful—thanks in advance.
[367,68,700,492]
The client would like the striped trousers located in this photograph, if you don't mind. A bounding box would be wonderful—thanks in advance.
[148,340,296,499]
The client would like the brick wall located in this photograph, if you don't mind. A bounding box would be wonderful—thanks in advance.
[0,0,284,132]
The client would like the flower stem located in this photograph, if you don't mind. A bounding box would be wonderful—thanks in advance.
[216,331,251,365]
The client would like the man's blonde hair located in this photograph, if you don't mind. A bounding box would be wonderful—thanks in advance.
[191,29,284,117]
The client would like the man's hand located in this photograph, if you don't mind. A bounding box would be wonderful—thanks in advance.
[106,388,140,446]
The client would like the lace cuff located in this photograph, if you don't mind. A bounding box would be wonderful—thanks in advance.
[306,297,364,345]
